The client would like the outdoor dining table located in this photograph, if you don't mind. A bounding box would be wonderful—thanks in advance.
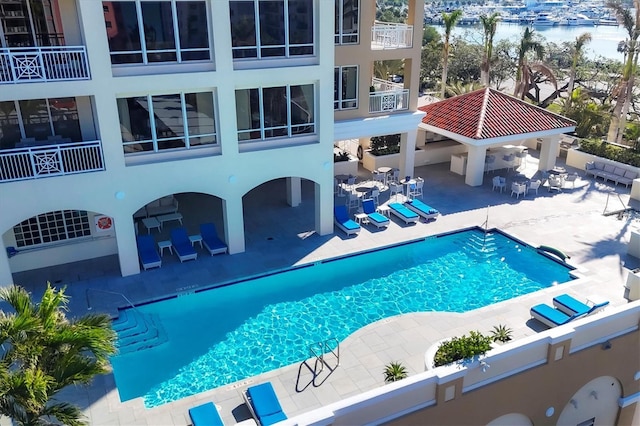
[377,166,392,185]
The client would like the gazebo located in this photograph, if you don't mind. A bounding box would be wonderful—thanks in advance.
[418,88,576,186]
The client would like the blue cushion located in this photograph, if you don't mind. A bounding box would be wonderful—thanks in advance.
[260,411,288,426]
[341,219,360,231]
[553,294,590,315]
[389,203,419,218]
[531,303,572,325]
[407,199,438,215]
[188,402,223,426]
[368,212,388,224]
[247,382,284,418]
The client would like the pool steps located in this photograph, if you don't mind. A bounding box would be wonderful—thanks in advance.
[112,309,168,355]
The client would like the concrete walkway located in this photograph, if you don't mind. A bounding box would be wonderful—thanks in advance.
[5,151,640,426]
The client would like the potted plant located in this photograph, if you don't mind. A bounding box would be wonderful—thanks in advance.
[433,331,493,367]
[383,361,408,383]
[490,324,513,343]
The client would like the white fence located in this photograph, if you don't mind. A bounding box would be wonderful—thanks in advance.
[0,46,90,83]
[371,22,413,49]
[0,140,104,182]
[369,89,410,113]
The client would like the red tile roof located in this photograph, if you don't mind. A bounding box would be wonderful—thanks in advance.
[418,88,575,140]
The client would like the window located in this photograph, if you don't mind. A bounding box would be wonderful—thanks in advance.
[334,65,358,110]
[117,91,217,154]
[230,0,314,60]
[13,210,91,248]
[335,0,359,44]
[0,98,82,148]
[103,0,210,65]
[235,84,315,141]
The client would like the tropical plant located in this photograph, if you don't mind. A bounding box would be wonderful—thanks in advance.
[563,88,610,139]
[479,12,500,87]
[565,32,592,114]
[490,324,513,343]
[440,9,463,98]
[514,27,545,99]
[333,151,350,162]
[0,284,117,426]
[624,122,640,152]
[383,361,408,383]
[433,331,493,367]
[370,134,401,156]
[579,138,640,167]
[445,81,484,97]
[605,0,640,144]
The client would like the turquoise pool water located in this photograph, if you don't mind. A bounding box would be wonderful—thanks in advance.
[110,228,574,407]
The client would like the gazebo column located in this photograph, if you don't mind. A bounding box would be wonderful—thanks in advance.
[465,145,487,187]
[399,129,418,178]
[538,135,560,172]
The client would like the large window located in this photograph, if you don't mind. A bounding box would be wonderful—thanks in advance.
[334,66,358,110]
[117,91,217,154]
[335,0,359,44]
[235,84,315,141]
[230,0,314,60]
[103,0,210,65]
[13,210,91,248]
[0,98,82,149]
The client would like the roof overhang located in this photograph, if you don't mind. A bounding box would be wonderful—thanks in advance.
[335,110,426,141]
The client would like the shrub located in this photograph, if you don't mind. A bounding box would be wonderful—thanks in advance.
[370,134,401,156]
[334,151,350,162]
[433,331,493,367]
[490,324,513,343]
[578,138,640,167]
[383,361,408,383]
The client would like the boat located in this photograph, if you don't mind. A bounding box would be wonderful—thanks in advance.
[532,12,557,26]
[597,16,619,26]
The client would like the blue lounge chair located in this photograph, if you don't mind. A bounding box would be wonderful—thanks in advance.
[404,199,440,220]
[243,382,287,426]
[200,223,228,255]
[552,294,609,316]
[188,402,224,426]
[361,199,389,229]
[334,205,360,236]
[170,228,198,262]
[136,235,162,270]
[388,203,419,224]
[530,303,583,328]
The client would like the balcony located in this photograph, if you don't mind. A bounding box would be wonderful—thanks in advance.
[0,140,104,183]
[0,46,90,84]
[369,78,409,113]
[371,22,413,50]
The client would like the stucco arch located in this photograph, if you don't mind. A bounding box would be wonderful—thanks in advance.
[486,413,533,426]
[556,376,622,426]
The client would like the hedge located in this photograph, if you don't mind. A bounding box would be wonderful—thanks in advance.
[578,139,640,168]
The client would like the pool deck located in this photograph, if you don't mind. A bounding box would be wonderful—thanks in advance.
[5,151,640,426]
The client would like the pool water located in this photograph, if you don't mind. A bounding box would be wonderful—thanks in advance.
[110,228,574,407]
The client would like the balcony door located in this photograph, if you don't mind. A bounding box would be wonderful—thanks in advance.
[0,0,64,48]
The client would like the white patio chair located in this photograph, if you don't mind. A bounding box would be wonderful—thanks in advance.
[528,179,542,195]
[389,181,403,202]
[485,155,495,174]
[372,171,385,187]
[391,168,400,182]
[345,176,356,192]
[410,179,424,198]
[503,154,516,171]
[346,192,359,211]
[370,188,380,206]
[492,176,506,193]
[510,182,526,199]
[564,172,579,189]
[548,175,563,192]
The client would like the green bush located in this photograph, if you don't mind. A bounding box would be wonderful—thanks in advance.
[578,139,640,167]
[370,134,401,156]
[334,151,350,162]
[433,331,493,367]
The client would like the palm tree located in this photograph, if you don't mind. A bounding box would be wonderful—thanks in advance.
[440,10,463,98]
[606,0,639,144]
[564,32,592,114]
[513,27,545,99]
[0,284,116,426]
[479,12,500,87]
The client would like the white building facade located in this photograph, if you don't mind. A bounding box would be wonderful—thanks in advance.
[0,0,426,285]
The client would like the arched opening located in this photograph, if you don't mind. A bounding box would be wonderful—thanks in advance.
[486,413,533,426]
[557,376,622,426]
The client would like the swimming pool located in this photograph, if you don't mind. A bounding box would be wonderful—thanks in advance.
[110,228,575,407]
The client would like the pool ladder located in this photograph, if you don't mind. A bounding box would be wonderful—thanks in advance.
[309,337,340,374]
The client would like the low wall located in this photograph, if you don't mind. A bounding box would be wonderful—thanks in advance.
[333,158,358,176]
[566,149,640,177]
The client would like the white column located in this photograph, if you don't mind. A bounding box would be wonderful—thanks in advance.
[114,215,140,277]
[0,247,12,288]
[538,135,560,172]
[465,145,487,187]
[316,180,334,236]
[399,129,418,178]
[286,177,302,207]
[223,197,245,254]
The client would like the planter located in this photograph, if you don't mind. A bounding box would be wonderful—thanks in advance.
[362,150,400,172]
[334,157,359,176]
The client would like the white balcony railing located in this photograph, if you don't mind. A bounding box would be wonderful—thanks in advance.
[0,46,90,83]
[0,140,104,182]
[369,89,410,113]
[371,22,413,49]
[371,77,404,92]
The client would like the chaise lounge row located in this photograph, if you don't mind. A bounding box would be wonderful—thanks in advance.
[530,294,609,328]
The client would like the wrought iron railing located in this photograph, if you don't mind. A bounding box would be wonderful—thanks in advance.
[371,22,413,49]
[0,140,104,182]
[369,89,410,113]
[0,46,90,83]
